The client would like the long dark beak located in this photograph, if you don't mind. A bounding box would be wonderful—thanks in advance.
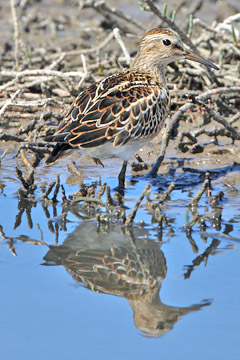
[184,48,219,70]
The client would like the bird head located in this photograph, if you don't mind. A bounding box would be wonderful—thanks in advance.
[132,28,219,74]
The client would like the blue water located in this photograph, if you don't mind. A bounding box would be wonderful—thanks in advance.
[0,157,240,360]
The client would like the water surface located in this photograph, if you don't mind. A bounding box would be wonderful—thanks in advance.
[0,153,240,360]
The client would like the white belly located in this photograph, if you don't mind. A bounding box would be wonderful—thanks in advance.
[78,139,149,161]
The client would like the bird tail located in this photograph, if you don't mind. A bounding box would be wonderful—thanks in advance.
[45,143,73,165]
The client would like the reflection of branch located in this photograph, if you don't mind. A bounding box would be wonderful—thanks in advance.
[14,199,36,230]
[184,238,220,279]
[17,234,46,246]
[0,225,17,256]
[70,196,109,208]
[201,231,240,242]
[26,206,33,229]
[14,207,24,230]
[186,229,199,254]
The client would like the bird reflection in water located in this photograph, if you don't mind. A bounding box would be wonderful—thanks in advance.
[43,222,210,336]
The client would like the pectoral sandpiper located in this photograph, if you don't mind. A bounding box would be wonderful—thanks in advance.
[45,28,218,189]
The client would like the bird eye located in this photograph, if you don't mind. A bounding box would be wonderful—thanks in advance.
[163,39,171,46]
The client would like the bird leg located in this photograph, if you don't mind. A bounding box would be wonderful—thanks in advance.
[118,160,128,190]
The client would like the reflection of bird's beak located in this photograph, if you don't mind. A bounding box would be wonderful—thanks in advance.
[184,48,219,70]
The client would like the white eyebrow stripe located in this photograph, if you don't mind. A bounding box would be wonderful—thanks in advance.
[145,34,167,42]
[144,33,179,45]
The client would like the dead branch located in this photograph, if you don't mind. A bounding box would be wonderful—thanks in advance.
[148,86,240,177]
[10,0,20,69]
[79,0,145,30]
[188,173,211,207]
[192,97,240,140]
[125,183,151,225]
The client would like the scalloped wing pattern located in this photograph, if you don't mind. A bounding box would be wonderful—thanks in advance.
[50,71,170,150]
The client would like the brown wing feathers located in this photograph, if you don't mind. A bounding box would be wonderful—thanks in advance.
[45,71,166,163]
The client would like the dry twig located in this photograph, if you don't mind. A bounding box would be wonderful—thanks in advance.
[10,0,20,69]
[125,183,151,225]
[148,86,240,177]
